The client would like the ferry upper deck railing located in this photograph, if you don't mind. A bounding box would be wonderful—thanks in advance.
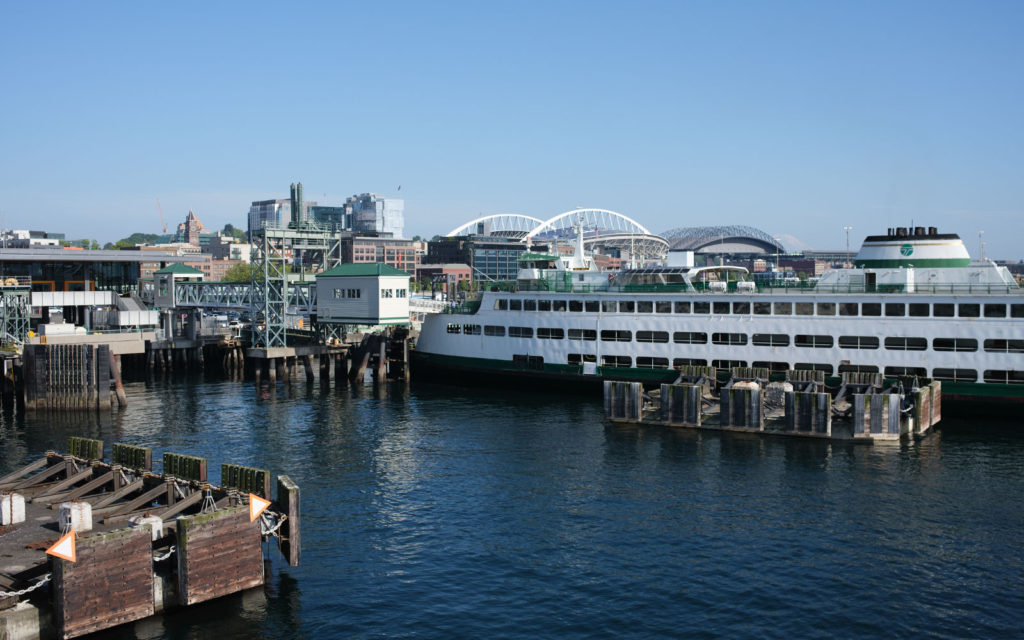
[464,278,1024,297]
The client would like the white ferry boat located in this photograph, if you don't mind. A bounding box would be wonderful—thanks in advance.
[412,226,1024,407]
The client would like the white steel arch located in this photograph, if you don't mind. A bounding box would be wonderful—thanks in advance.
[524,208,651,243]
[446,214,545,238]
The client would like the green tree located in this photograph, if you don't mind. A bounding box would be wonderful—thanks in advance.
[223,262,258,282]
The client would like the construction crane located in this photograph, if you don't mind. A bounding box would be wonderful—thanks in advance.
[156,198,168,234]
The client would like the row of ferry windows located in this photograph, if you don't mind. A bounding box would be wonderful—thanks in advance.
[494,299,1024,318]
[446,324,1024,353]
[560,355,1023,384]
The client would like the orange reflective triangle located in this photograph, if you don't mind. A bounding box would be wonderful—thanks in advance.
[46,530,77,562]
[249,494,271,522]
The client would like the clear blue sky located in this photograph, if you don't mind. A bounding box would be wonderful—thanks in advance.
[2,1,1022,256]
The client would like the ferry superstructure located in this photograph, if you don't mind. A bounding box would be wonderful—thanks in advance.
[412,226,1024,406]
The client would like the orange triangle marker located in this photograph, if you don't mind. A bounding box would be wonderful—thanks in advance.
[249,494,271,522]
[46,530,77,563]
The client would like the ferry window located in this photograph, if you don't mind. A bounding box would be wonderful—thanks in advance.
[733,302,750,314]
[656,301,672,313]
[552,300,567,312]
[619,301,635,313]
[446,324,461,334]
[713,301,730,314]
[752,333,789,347]
[601,301,616,313]
[484,325,505,337]
[838,364,879,374]
[884,337,927,351]
[795,334,833,348]
[932,368,977,382]
[636,357,670,369]
[508,326,533,338]
[839,335,879,350]
[984,339,1024,353]
[862,303,882,316]
[567,354,597,365]
[983,370,1024,384]
[932,303,954,317]
[463,324,481,335]
[673,358,708,367]
[524,300,537,311]
[538,300,552,312]
[754,302,772,315]
[673,331,707,344]
[885,303,905,317]
[817,302,836,316]
[884,366,926,377]
[752,361,790,372]
[712,332,747,346]
[693,301,710,314]
[585,301,599,312]
[984,304,1007,318]
[795,302,813,315]
[601,329,632,342]
[712,359,747,370]
[959,304,980,317]
[568,328,597,341]
[637,301,653,313]
[909,303,929,317]
[932,338,977,352]
[1012,304,1024,318]
[602,355,632,368]
[674,301,691,313]
[771,302,790,315]
[569,300,583,312]
[636,330,669,343]
[839,303,859,316]
[495,299,508,311]
[795,363,833,375]
[510,299,522,311]
[537,328,564,340]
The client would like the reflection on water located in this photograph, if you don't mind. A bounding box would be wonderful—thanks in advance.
[1,376,1022,639]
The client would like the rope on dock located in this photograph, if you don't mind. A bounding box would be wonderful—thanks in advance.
[260,511,287,536]
[153,546,176,562]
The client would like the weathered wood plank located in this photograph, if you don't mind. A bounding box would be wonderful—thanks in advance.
[177,506,263,606]
[52,526,154,639]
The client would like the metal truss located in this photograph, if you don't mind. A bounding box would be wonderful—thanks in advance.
[249,225,343,349]
[0,287,30,346]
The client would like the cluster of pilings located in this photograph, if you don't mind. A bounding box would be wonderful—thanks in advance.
[250,333,410,388]
[605,366,942,442]
[19,344,127,412]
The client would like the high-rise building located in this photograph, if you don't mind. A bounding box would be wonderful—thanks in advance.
[248,199,290,232]
[345,193,404,238]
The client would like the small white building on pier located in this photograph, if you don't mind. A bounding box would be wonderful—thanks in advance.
[316,263,410,325]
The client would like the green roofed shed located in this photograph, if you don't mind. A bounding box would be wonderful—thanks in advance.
[317,263,410,278]
[154,263,204,275]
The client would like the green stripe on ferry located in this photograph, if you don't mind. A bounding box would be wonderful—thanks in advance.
[858,258,971,268]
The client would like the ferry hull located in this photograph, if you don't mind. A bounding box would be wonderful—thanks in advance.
[411,350,1024,411]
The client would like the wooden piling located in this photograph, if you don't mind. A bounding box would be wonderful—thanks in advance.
[277,475,300,567]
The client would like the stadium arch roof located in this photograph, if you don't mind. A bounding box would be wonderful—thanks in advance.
[661,225,785,254]
[445,214,544,239]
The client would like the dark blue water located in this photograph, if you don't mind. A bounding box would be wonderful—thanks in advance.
[1,378,1022,639]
